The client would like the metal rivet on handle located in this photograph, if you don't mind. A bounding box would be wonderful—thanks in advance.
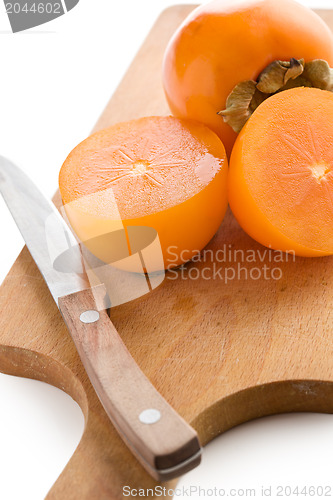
[80,310,100,324]
[139,408,161,424]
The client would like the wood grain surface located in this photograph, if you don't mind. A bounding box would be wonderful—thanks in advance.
[1,5,333,499]
[58,284,201,481]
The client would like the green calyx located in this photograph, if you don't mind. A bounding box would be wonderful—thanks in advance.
[218,58,333,133]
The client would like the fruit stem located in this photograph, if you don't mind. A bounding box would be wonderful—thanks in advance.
[218,58,333,133]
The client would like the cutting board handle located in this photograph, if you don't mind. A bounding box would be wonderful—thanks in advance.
[58,283,201,480]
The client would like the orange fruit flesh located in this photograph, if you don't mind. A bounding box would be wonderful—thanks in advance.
[59,116,228,270]
[228,87,333,256]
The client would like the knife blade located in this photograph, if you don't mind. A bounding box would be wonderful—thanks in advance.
[0,155,201,480]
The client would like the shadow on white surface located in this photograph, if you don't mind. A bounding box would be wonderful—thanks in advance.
[178,412,333,499]
[0,373,84,500]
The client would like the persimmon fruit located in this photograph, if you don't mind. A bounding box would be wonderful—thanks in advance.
[162,0,333,156]
[59,116,228,271]
[228,87,333,257]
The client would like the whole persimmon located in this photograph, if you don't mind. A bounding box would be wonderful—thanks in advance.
[162,0,333,156]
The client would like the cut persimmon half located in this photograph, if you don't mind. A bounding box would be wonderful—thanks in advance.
[59,116,228,271]
[228,87,333,256]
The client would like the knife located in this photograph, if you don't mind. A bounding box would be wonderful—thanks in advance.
[0,155,201,480]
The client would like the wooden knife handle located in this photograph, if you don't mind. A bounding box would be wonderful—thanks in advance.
[58,283,201,480]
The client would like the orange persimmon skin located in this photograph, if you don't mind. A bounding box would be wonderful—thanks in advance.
[162,0,333,157]
[59,116,228,271]
[228,87,333,257]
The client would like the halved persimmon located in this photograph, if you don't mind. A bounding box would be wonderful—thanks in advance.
[228,87,333,256]
[59,116,228,270]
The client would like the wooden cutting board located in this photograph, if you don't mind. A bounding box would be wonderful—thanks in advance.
[1,5,333,499]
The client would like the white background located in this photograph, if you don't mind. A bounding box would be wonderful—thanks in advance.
[0,0,333,498]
